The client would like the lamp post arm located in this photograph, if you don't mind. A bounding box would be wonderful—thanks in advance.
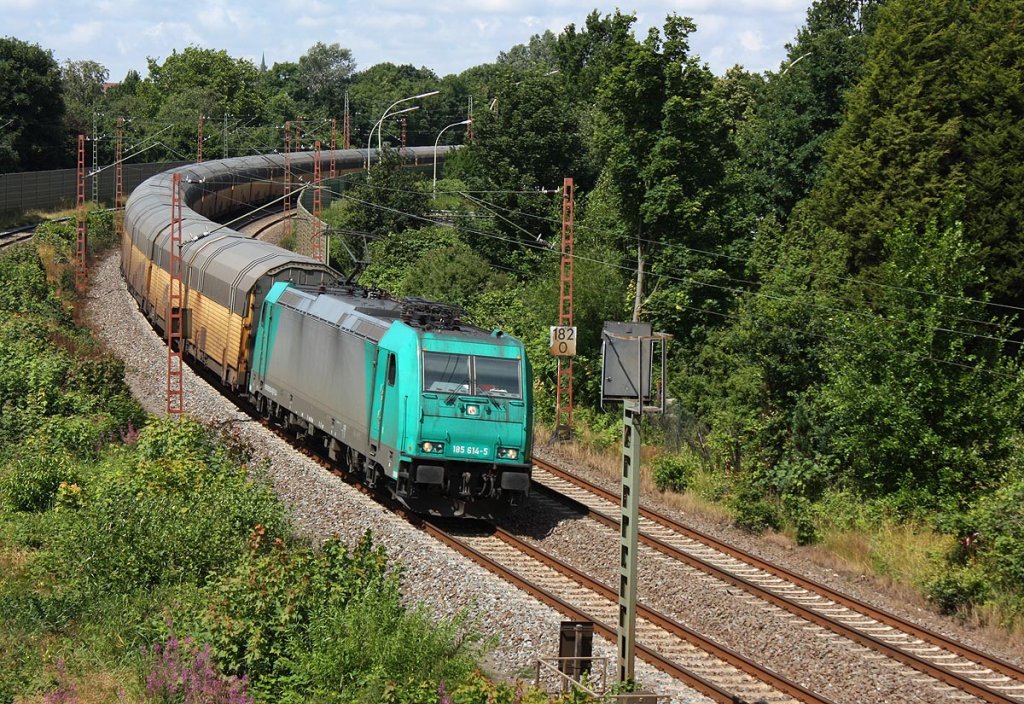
[366,105,421,171]
[377,90,439,152]
[433,119,472,200]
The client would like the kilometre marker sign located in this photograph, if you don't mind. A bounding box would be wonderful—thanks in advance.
[549,326,577,357]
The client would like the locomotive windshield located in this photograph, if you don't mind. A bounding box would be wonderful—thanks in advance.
[423,352,521,398]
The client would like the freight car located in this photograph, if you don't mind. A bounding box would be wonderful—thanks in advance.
[122,147,534,517]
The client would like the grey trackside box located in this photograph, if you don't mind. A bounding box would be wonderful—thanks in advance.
[600,321,653,404]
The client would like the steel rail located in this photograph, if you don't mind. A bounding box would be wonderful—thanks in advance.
[0,224,37,250]
[237,406,827,703]
[420,518,836,704]
[532,456,1024,704]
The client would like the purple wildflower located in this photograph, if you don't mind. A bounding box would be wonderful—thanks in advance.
[145,632,252,704]
[44,658,78,704]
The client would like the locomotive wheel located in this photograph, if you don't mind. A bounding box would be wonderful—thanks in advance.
[345,446,361,474]
[364,462,382,489]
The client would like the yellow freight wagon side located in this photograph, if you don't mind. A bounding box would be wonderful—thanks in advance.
[182,286,251,385]
[127,239,251,387]
[122,235,151,306]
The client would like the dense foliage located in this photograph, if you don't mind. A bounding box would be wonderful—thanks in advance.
[0,37,67,171]
[5,0,1023,639]
[0,243,529,702]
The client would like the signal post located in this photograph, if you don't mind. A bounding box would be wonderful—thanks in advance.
[600,321,670,685]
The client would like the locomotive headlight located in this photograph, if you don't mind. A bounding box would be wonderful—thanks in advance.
[421,441,444,454]
[497,447,519,460]
[465,404,480,416]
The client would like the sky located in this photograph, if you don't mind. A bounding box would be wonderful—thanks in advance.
[2,0,811,82]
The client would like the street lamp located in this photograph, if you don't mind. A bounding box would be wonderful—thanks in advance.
[433,119,472,200]
[367,105,420,169]
[780,51,812,76]
[366,90,440,170]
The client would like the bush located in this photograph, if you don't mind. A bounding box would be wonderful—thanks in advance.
[448,672,549,704]
[1,450,77,512]
[964,473,1024,595]
[184,533,482,702]
[45,418,288,601]
[732,485,782,534]
[570,405,621,451]
[782,495,820,546]
[650,453,694,492]
[924,566,991,615]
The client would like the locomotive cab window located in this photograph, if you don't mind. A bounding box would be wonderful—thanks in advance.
[424,352,470,393]
[423,352,521,398]
[474,356,521,398]
[387,353,396,386]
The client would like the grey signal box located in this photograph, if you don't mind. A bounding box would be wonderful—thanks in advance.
[601,321,654,404]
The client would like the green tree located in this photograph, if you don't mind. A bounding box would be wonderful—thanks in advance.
[322,147,431,274]
[60,59,108,136]
[347,63,442,148]
[497,30,559,70]
[289,42,356,116]
[686,210,840,478]
[0,37,67,172]
[359,225,465,294]
[140,47,264,161]
[807,220,1022,507]
[813,0,1024,307]
[401,241,511,310]
[585,13,735,335]
[448,68,582,268]
[556,10,639,104]
[736,0,879,224]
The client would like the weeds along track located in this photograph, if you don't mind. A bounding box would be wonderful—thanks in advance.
[424,519,834,704]
[530,457,1024,704]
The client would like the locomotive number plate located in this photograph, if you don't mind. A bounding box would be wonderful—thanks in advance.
[452,444,490,457]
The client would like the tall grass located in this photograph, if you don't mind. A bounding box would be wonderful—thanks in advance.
[543,422,1024,649]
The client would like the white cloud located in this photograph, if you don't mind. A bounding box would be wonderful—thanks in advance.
[361,12,429,32]
[739,29,764,52]
[471,18,502,37]
[295,16,321,30]
[51,21,104,49]
[140,20,204,47]
[285,0,331,16]
[0,0,38,10]
[667,0,804,13]
[5,0,813,86]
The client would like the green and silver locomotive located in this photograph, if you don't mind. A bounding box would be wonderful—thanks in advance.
[122,148,530,518]
[249,282,533,517]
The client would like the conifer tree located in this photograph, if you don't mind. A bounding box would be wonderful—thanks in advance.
[813,0,1024,306]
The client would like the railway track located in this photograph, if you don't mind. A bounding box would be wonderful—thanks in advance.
[529,457,1024,704]
[0,224,36,251]
[176,269,1021,702]
[241,403,832,702]
[423,518,837,704]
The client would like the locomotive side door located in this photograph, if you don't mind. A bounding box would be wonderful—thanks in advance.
[368,348,400,476]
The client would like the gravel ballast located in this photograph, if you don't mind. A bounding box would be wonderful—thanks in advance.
[83,251,712,704]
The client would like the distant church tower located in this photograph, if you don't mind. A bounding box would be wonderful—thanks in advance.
[260,53,267,72]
